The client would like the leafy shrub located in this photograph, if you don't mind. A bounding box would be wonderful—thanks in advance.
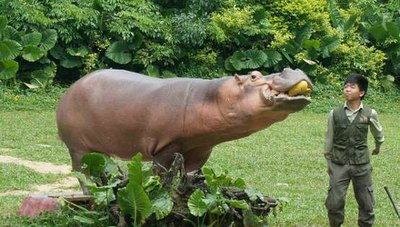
[66,153,280,226]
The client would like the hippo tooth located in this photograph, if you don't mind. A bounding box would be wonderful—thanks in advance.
[271,90,280,96]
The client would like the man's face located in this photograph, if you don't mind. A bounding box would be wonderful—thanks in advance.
[343,82,364,101]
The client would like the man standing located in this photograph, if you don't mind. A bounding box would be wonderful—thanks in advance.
[324,74,384,227]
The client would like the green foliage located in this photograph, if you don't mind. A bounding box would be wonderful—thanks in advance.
[0,0,400,92]
[105,41,132,65]
[0,13,57,87]
[188,189,208,217]
[68,153,277,226]
[0,85,66,111]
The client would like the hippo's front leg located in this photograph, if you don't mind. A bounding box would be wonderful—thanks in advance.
[68,148,91,194]
[152,143,183,173]
[152,145,212,173]
[182,147,213,172]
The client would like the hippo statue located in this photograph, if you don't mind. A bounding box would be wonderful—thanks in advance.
[56,68,313,188]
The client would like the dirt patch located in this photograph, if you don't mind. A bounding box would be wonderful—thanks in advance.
[0,155,79,196]
[0,177,80,196]
[0,148,13,152]
[0,155,71,174]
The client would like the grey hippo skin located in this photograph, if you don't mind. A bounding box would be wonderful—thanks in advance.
[56,68,313,191]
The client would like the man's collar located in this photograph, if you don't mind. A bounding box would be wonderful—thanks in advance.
[344,102,363,112]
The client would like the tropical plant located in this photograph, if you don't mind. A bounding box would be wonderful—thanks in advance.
[0,15,57,87]
[1,0,400,90]
[69,153,279,226]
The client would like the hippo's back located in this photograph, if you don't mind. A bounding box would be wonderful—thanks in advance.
[56,69,219,160]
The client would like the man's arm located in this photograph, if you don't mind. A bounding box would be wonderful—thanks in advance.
[370,109,384,155]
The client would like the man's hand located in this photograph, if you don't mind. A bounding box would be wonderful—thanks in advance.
[327,166,332,175]
[372,148,380,155]
[327,161,332,175]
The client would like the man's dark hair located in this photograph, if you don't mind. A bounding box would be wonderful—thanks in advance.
[345,73,368,100]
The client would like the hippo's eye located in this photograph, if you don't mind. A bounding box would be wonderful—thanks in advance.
[251,75,257,80]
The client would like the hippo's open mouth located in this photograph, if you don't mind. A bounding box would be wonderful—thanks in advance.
[263,81,312,106]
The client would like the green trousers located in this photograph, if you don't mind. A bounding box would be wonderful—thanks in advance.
[325,161,375,227]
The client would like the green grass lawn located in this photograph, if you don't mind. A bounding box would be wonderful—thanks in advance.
[0,110,399,226]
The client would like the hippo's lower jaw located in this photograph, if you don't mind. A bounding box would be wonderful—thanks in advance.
[263,88,312,102]
[263,89,311,111]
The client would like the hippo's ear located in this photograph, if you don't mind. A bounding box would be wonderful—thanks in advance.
[234,74,243,84]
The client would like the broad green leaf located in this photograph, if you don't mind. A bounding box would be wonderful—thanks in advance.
[233,178,246,189]
[161,70,177,78]
[303,40,320,59]
[49,45,66,60]
[67,46,89,57]
[281,50,293,64]
[130,32,144,49]
[0,40,22,61]
[24,82,40,89]
[229,52,245,70]
[0,60,18,80]
[188,189,207,217]
[343,14,357,33]
[253,8,267,22]
[22,45,45,62]
[105,40,132,64]
[243,210,265,227]
[224,57,236,71]
[386,75,395,82]
[73,215,95,224]
[81,153,107,178]
[21,32,42,47]
[225,199,249,210]
[230,50,267,70]
[151,190,173,220]
[60,56,82,68]
[286,41,301,57]
[40,29,57,51]
[92,189,115,205]
[27,64,57,88]
[327,0,344,29]
[243,50,268,69]
[3,26,19,40]
[303,40,320,50]
[263,50,282,68]
[0,16,7,31]
[303,59,317,65]
[320,35,340,58]
[128,153,143,185]
[202,193,218,210]
[118,182,152,222]
[92,0,103,11]
[368,24,388,42]
[295,25,313,44]
[387,22,400,41]
[146,64,160,77]
[74,171,98,191]
[245,188,264,202]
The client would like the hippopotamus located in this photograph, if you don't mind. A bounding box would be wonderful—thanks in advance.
[56,68,312,187]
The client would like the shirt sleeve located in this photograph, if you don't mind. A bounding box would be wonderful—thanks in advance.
[369,109,384,150]
[324,110,334,160]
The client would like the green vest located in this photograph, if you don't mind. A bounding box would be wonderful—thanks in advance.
[331,104,372,165]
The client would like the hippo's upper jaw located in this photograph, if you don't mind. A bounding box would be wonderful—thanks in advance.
[262,68,313,112]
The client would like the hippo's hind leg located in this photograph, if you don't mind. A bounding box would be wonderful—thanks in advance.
[68,149,91,195]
